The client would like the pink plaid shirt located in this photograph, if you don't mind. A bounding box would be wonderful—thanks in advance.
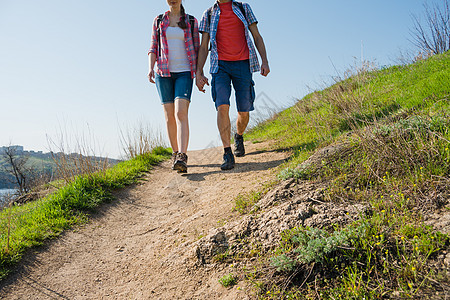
[148,12,200,79]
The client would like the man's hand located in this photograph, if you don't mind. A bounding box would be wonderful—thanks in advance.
[261,62,270,77]
[248,23,270,78]
[148,70,155,84]
[196,74,209,93]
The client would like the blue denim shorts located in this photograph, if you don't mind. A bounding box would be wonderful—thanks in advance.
[155,71,193,104]
[211,60,255,112]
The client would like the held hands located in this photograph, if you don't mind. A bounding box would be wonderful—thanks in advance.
[196,74,209,93]
[148,70,155,84]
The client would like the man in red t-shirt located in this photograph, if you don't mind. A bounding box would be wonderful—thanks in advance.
[196,0,270,170]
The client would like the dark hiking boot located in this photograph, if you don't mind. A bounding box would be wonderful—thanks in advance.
[234,133,245,157]
[221,152,235,170]
[171,152,178,170]
[173,153,188,173]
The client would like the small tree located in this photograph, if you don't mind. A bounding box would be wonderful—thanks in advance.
[411,0,450,55]
[1,146,31,195]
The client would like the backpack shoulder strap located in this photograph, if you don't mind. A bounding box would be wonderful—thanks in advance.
[156,14,164,57]
[187,14,195,38]
[157,14,164,28]
[207,3,247,26]
[234,2,247,23]
[206,7,213,28]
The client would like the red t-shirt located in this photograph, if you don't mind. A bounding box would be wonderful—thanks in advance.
[216,2,250,61]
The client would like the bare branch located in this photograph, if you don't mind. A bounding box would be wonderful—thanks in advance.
[410,0,450,55]
[1,146,31,195]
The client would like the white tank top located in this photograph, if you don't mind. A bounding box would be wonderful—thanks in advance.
[166,26,191,73]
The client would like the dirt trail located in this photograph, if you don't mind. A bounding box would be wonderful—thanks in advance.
[0,142,289,300]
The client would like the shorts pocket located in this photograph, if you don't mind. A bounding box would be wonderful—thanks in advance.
[250,79,256,102]
[211,77,217,102]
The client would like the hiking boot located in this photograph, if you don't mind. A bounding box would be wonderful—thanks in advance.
[234,133,245,157]
[173,153,188,173]
[221,152,235,170]
[171,152,178,170]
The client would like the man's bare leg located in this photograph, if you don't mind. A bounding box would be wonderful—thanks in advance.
[217,104,231,148]
[217,104,235,170]
[236,111,249,135]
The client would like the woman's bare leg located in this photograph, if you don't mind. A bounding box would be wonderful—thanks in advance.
[163,103,178,153]
[175,98,190,153]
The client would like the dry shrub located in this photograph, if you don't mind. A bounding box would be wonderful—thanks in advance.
[322,115,450,210]
[414,50,435,62]
[411,0,450,55]
[297,61,376,115]
[47,129,110,184]
[50,152,109,184]
[327,61,377,118]
[292,61,378,142]
[119,122,166,159]
[11,169,55,205]
[359,118,447,177]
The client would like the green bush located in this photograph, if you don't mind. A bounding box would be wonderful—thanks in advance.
[219,274,237,287]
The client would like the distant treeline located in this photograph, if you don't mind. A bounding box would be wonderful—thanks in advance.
[0,146,121,189]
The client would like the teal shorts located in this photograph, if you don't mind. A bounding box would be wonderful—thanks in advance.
[155,71,193,104]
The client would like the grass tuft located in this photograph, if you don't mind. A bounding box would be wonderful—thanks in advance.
[219,274,238,288]
[233,181,277,214]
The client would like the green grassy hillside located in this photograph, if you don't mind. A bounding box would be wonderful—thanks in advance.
[244,52,450,299]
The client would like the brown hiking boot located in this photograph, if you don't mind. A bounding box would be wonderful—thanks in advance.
[171,152,178,170]
[173,153,188,173]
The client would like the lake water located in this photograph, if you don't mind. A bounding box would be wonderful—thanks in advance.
[0,189,17,196]
[0,189,17,208]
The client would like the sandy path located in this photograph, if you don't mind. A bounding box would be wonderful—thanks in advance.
[0,142,289,300]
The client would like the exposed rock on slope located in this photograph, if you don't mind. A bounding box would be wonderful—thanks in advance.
[195,178,368,264]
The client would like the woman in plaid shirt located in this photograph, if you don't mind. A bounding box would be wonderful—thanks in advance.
[148,0,200,174]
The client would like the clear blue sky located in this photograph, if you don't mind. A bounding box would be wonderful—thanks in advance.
[0,0,427,159]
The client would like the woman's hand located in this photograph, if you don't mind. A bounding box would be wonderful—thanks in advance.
[196,74,209,93]
[148,70,155,84]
